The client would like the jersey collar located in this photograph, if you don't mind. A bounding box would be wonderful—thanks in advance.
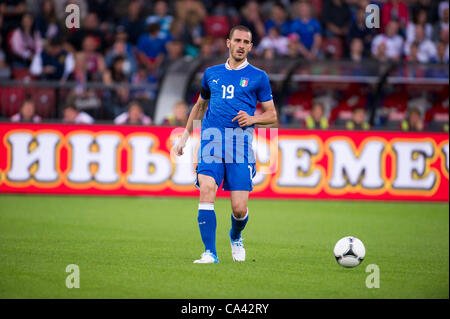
[225,58,249,70]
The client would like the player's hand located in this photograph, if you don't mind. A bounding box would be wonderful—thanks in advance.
[173,140,186,156]
[232,111,255,127]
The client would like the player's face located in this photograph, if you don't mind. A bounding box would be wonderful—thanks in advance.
[227,30,253,62]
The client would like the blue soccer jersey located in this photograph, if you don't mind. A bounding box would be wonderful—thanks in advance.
[196,59,273,191]
[200,60,273,132]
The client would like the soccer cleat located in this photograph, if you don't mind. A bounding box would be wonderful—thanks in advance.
[193,250,219,264]
[230,232,246,262]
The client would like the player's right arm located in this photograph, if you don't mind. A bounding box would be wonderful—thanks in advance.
[174,68,212,156]
[174,95,209,156]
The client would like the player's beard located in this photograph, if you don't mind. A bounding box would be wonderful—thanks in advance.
[231,49,247,62]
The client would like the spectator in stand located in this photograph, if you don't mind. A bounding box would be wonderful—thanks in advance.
[114,100,152,125]
[174,0,206,24]
[304,102,329,130]
[286,33,301,58]
[438,27,449,55]
[433,2,449,41]
[9,12,43,67]
[345,106,370,130]
[256,26,289,57]
[349,38,364,62]
[406,7,433,44]
[371,19,404,62]
[322,0,351,40]
[30,37,75,80]
[289,0,322,60]
[74,35,108,83]
[130,66,157,101]
[208,0,239,17]
[214,37,228,57]
[434,39,449,64]
[87,0,114,24]
[137,23,167,71]
[105,26,137,76]
[11,99,41,123]
[239,0,265,46]
[262,48,277,60]
[163,101,188,126]
[62,104,95,124]
[166,38,185,61]
[348,7,375,57]
[401,107,424,131]
[0,33,11,78]
[404,25,437,63]
[119,0,146,46]
[406,41,420,62]
[411,0,440,25]
[68,12,106,53]
[146,0,173,40]
[167,17,184,42]
[199,36,215,59]
[264,2,291,36]
[103,55,131,117]
[381,0,409,33]
[180,9,204,57]
[373,41,389,62]
[439,1,449,28]
[0,10,3,38]
[0,0,27,31]
[34,0,61,42]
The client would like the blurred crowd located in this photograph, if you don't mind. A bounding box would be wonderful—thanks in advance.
[0,0,449,130]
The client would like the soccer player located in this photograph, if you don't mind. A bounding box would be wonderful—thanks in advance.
[174,25,278,263]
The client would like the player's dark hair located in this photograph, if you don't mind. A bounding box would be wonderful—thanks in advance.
[228,25,252,42]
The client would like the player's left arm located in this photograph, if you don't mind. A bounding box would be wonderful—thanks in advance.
[233,71,278,127]
[232,100,278,127]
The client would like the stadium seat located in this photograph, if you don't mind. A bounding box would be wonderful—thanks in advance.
[380,91,409,127]
[30,88,56,118]
[5,30,14,54]
[329,92,368,125]
[425,98,449,132]
[311,0,323,19]
[204,16,230,38]
[321,37,343,60]
[0,87,26,117]
[284,90,313,122]
[12,68,35,82]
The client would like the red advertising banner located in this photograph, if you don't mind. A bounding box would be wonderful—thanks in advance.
[0,123,448,201]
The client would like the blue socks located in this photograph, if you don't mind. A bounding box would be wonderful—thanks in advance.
[198,202,217,255]
[230,209,249,241]
[198,204,249,255]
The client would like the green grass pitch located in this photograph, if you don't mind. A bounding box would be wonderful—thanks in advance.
[0,194,448,299]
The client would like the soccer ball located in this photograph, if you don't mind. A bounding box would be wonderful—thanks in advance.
[333,236,365,268]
